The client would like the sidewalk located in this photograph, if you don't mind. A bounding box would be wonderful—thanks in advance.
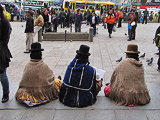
[0,22,160,120]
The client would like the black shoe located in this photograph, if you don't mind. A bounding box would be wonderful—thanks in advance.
[127,39,131,41]
[109,34,111,38]
[58,75,62,80]
[2,93,9,103]
[154,52,159,55]
[24,51,30,53]
[157,68,160,72]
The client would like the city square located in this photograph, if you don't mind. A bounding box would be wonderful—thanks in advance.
[0,22,160,120]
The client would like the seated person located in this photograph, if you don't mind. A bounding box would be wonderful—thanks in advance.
[105,44,151,106]
[15,42,62,106]
[59,45,102,108]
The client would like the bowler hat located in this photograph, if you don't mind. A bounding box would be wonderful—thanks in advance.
[76,45,91,56]
[125,44,140,54]
[29,42,44,52]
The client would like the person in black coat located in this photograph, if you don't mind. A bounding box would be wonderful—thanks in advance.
[24,11,34,53]
[0,5,12,103]
[74,9,82,32]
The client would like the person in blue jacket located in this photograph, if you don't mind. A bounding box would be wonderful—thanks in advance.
[52,13,58,32]
[59,45,102,108]
[90,12,98,36]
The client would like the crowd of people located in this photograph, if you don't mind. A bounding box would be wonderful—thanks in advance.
[2,3,160,108]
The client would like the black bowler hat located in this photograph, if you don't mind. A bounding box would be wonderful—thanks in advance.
[29,42,44,52]
[76,45,91,56]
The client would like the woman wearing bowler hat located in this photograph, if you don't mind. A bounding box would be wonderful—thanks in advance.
[104,44,151,106]
[15,42,62,106]
[59,45,102,108]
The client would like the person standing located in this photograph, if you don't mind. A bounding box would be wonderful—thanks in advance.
[114,9,119,27]
[0,5,12,103]
[90,12,98,36]
[52,13,58,32]
[34,10,44,27]
[105,9,115,38]
[86,8,91,25]
[74,9,82,32]
[128,9,137,41]
[24,11,34,53]
[142,9,148,24]
[118,9,123,28]
[16,9,20,21]
[59,8,66,28]
[42,8,49,32]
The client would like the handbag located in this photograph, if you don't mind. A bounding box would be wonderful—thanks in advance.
[112,26,116,32]
[131,21,136,26]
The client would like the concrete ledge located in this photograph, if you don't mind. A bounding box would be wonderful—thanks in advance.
[43,28,93,42]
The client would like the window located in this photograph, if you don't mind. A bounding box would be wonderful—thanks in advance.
[76,3,85,9]
[65,2,69,8]
[96,4,100,10]
[86,3,95,10]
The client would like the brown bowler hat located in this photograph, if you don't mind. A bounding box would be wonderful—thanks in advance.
[125,44,140,54]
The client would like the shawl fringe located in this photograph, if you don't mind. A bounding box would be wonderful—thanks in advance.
[15,83,58,102]
[110,87,151,106]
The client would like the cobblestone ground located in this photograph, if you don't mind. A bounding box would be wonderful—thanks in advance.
[0,22,160,120]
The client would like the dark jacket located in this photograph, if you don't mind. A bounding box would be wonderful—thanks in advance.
[90,15,98,25]
[52,16,58,25]
[73,12,82,25]
[59,11,66,19]
[25,17,34,33]
[59,58,97,108]
[42,13,49,23]
[0,17,12,73]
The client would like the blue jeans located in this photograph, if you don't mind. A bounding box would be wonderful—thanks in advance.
[0,69,9,94]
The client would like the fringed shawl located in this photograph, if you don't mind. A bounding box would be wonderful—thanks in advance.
[15,59,58,102]
[59,58,97,107]
[110,58,151,106]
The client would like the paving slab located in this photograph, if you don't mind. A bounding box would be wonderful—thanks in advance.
[21,110,55,120]
[53,110,85,120]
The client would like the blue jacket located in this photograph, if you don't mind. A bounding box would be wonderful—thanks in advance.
[59,58,97,108]
[90,15,98,25]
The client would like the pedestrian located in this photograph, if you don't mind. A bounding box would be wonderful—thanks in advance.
[154,26,160,71]
[74,9,82,32]
[142,9,148,24]
[59,45,102,107]
[15,42,62,107]
[42,8,49,32]
[16,9,20,21]
[90,12,98,36]
[114,9,119,27]
[66,9,71,28]
[105,44,151,106]
[24,11,34,53]
[59,8,66,28]
[52,13,58,32]
[10,7,14,22]
[0,5,12,103]
[34,10,44,27]
[128,9,137,41]
[105,9,115,38]
[118,9,123,28]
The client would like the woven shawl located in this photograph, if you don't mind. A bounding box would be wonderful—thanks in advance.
[110,58,151,106]
[15,59,58,101]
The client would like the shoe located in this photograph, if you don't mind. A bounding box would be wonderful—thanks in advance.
[157,68,160,72]
[109,34,111,38]
[24,51,30,53]
[154,52,159,55]
[58,75,62,80]
[127,39,131,41]
[2,93,9,103]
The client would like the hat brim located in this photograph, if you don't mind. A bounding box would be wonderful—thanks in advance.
[76,50,91,56]
[29,49,44,52]
[125,51,140,54]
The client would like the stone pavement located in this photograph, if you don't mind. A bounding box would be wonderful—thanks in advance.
[0,22,160,120]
